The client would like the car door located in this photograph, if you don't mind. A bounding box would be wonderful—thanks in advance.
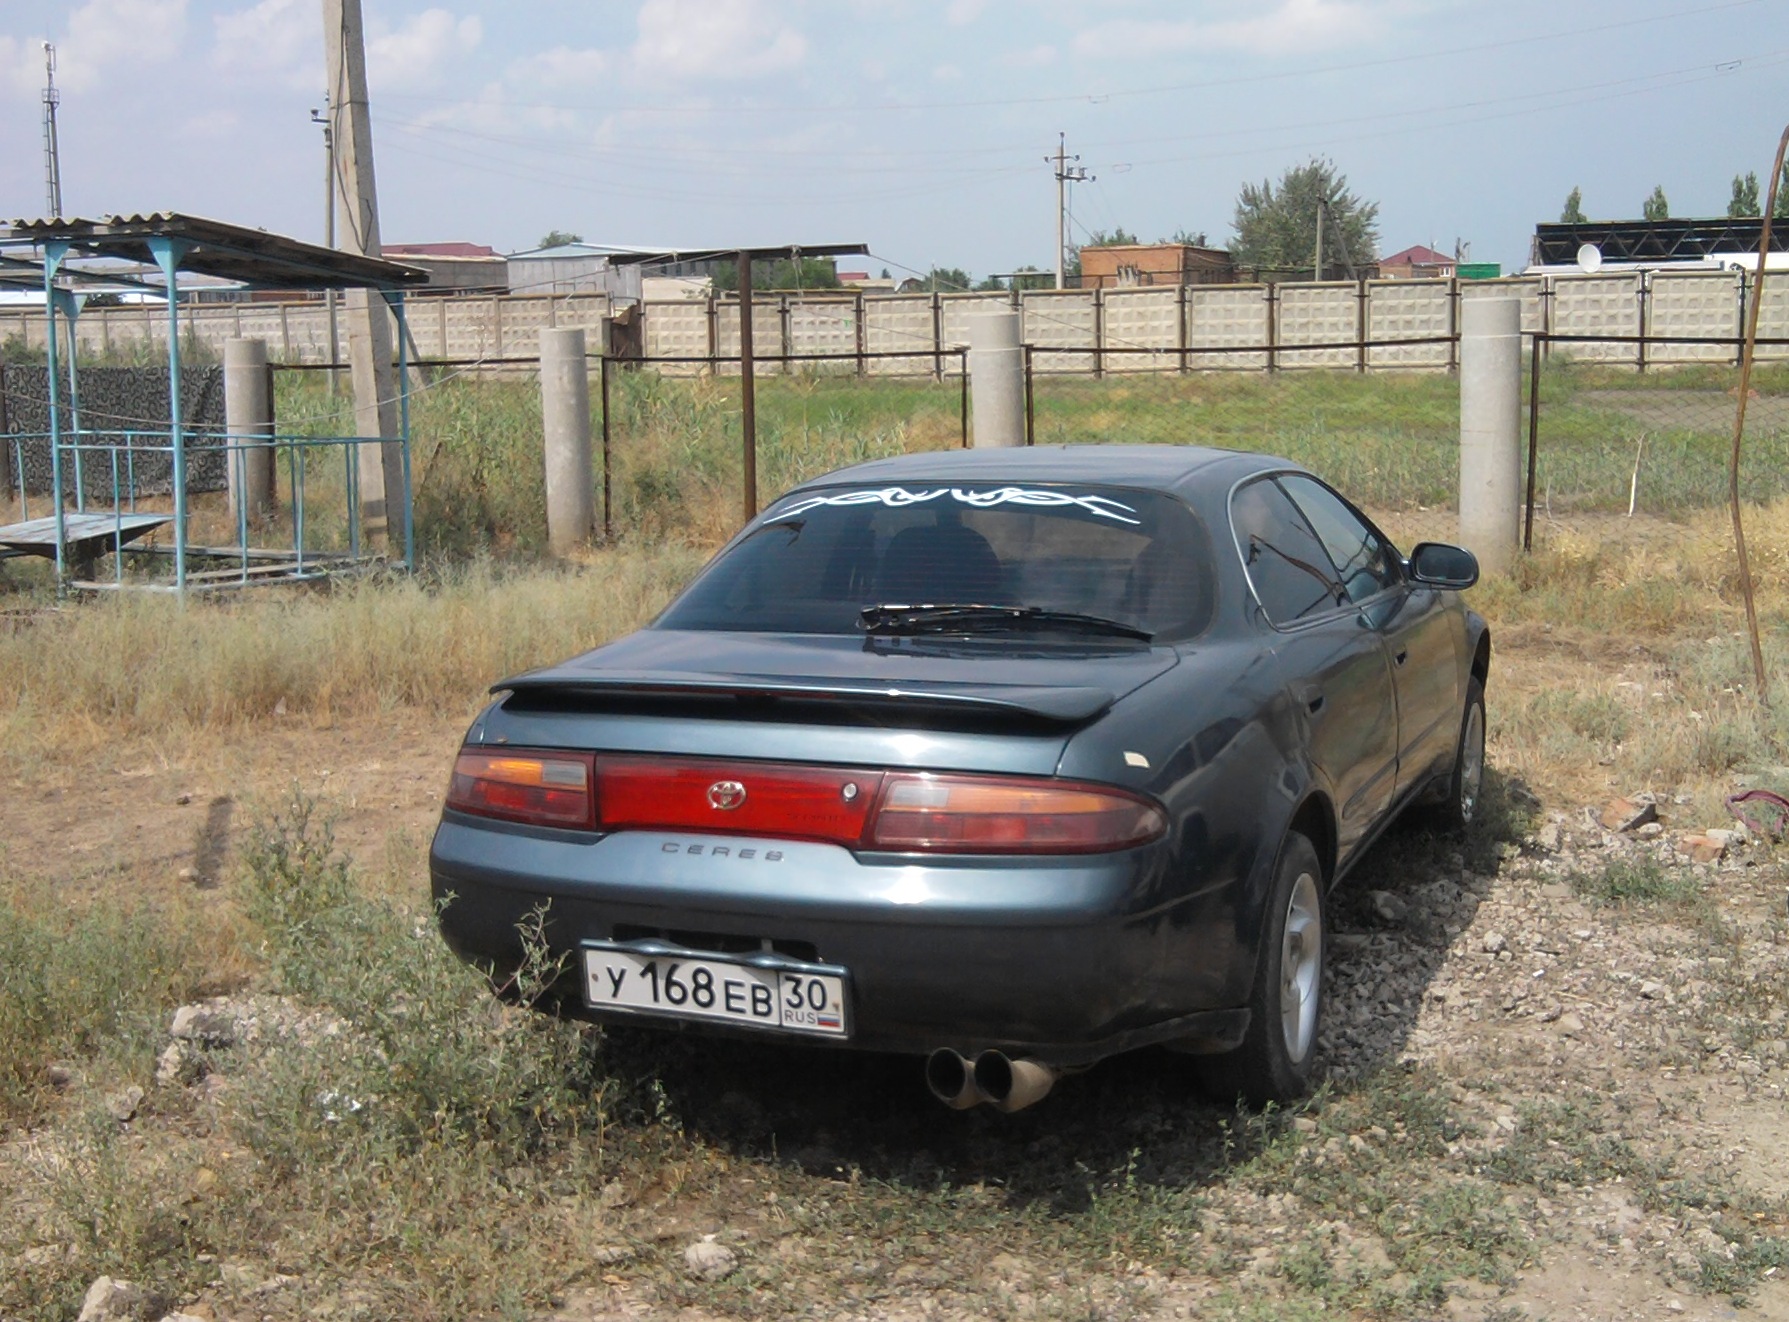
[1278,475,1462,802]
[1229,477,1399,857]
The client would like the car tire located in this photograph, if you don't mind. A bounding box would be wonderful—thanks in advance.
[1434,677,1486,833]
[1200,830,1324,1107]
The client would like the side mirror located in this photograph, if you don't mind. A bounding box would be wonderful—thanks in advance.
[1408,542,1479,590]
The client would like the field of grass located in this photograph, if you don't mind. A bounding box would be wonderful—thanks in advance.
[257,361,1789,563]
[2,365,1788,1320]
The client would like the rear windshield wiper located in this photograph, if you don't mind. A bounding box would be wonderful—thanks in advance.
[859,603,1153,642]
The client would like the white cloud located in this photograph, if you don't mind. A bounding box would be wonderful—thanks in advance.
[630,0,808,81]
[367,8,483,92]
[946,0,989,24]
[510,43,609,91]
[211,0,316,90]
[932,63,963,81]
[1000,43,1057,67]
[0,0,187,97]
[1073,0,1402,58]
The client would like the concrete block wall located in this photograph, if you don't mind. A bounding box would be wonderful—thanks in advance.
[6,271,1784,378]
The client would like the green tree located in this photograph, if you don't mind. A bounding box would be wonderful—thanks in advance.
[1085,227,1139,247]
[1010,264,1052,291]
[537,229,583,249]
[712,256,841,291]
[974,273,1007,291]
[1642,186,1669,221]
[1166,228,1210,246]
[1777,161,1789,219]
[922,266,971,292]
[1230,158,1379,274]
[1728,172,1762,217]
[1560,187,1586,224]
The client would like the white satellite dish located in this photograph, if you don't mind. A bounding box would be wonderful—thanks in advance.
[1576,242,1603,274]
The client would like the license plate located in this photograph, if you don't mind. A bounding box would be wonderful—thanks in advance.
[581,947,849,1038]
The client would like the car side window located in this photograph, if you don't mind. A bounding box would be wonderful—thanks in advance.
[1229,478,1346,626]
[1279,475,1403,605]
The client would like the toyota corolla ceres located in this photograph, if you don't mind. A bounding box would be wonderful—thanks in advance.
[430,446,1488,1111]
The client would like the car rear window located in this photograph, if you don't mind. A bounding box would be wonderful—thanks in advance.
[656,482,1218,640]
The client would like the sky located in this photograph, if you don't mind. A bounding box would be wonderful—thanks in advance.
[0,0,1785,282]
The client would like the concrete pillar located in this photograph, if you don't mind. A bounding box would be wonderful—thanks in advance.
[223,337,274,528]
[540,327,594,556]
[1458,297,1522,575]
[967,310,1024,448]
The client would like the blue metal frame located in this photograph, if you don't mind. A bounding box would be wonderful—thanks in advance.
[10,233,415,592]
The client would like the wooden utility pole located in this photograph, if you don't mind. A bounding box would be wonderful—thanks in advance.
[323,0,402,547]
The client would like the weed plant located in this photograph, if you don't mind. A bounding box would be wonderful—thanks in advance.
[233,790,604,1163]
[0,881,217,1119]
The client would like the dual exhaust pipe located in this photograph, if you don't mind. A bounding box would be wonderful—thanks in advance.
[925,1048,1058,1113]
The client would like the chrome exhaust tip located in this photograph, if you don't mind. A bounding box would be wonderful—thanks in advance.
[972,1051,1058,1113]
[924,1048,982,1109]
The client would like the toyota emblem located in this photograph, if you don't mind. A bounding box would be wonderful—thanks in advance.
[706,780,748,811]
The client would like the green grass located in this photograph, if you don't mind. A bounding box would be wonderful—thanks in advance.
[261,362,1789,561]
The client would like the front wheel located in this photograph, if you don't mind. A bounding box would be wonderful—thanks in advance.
[1201,830,1324,1107]
[1436,677,1487,832]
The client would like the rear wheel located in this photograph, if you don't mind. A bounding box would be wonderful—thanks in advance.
[1435,677,1486,832]
[1201,831,1324,1106]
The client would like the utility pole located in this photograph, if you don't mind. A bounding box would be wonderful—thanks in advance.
[1048,133,1091,289]
[310,102,341,396]
[323,0,403,548]
[1313,198,1324,282]
[41,43,62,218]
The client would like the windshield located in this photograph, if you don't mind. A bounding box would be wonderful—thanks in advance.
[657,482,1217,641]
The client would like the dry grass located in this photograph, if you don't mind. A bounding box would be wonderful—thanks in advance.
[0,548,701,753]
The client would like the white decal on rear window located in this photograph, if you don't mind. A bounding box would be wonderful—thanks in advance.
[766,486,1140,525]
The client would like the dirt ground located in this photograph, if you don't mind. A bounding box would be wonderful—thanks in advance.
[4,517,1788,1321]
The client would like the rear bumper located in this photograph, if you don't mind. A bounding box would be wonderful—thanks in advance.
[430,815,1250,1061]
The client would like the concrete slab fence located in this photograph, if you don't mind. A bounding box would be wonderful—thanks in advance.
[3,272,1783,376]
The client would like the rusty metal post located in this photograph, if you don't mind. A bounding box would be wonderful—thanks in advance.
[1524,332,1542,552]
[854,289,865,378]
[600,352,612,542]
[738,250,757,524]
[1265,284,1278,373]
[959,348,969,447]
[1728,124,1789,703]
[931,293,943,382]
[1177,284,1189,375]
[1023,344,1035,446]
[1356,279,1368,373]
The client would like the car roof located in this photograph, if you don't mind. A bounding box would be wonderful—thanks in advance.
[786,444,1294,496]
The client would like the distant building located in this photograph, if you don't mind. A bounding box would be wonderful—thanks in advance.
[382,242,507,294]
[839,270,897,293]
[1076,243,1235,290]
[1378,244,1456,280]
[506,243,734,303]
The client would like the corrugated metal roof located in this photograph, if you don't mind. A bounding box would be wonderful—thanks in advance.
[0,213,427,290]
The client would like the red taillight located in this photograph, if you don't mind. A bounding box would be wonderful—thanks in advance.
[445,750,1165,855]
[595,756,884,846]
[868,772,1166,854]
[446,749,596,829]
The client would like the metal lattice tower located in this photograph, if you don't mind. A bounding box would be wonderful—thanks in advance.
[42,43,62,219]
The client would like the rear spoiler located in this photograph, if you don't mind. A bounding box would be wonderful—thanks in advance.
[494,668,1116,725]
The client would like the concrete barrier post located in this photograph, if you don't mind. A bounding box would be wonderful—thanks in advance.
[540,326,594,556]
[1458,298,1522,575]
[223,337,274,527]
[968,310,1024,448]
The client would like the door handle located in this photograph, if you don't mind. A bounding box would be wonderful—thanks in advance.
[1295,683,1325,714]
[1394,648,1409,667]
